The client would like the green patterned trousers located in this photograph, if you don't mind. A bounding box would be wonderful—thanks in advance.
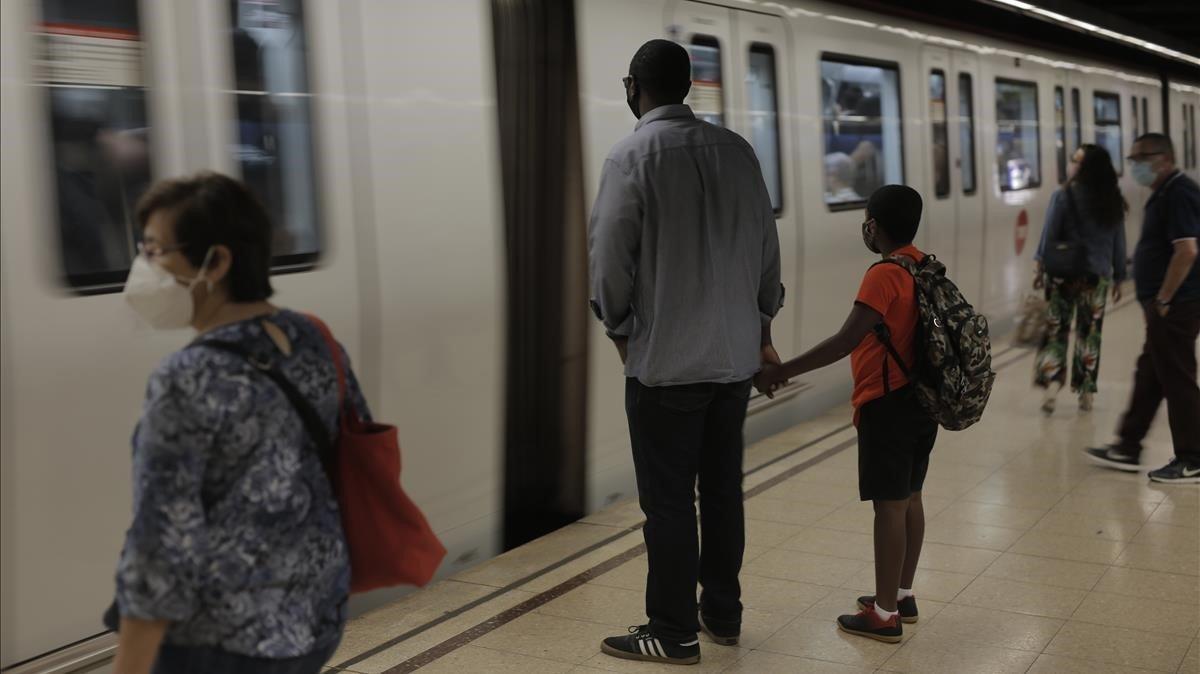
[1034,275,1110,393]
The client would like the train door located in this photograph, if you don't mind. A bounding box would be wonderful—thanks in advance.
[952,50,985,306]
[921,47,984,305]
[670,1,798,362]
[0,0,362,666]
[672,2,735,128]
[980,55,1048,316]
[919,48,955,267]
[728,10,798,362]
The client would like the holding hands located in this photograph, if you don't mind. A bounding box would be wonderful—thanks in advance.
[755,344,788,398]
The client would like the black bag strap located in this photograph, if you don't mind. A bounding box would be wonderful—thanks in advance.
[1058,186,1083,242]
[194,340,335,466]
[869,256,920,393]
[872,322,914,394]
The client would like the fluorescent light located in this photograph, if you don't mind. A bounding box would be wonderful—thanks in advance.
[989,0,1200,67]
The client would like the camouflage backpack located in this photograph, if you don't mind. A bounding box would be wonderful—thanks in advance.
[871,254,995,431]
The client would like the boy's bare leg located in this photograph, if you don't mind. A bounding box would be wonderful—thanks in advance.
[900,492,924,591]
[872,499,909,612]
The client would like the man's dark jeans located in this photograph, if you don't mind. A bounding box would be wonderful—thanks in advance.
[1116,299,1200,464]
[625,377,752,642]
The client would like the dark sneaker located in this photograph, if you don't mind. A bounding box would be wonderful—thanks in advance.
[601,625,700,665]
[857,595,918,624]
[1084,446,1141,473]
[1148,459,1200,484]
[836,608,902,643]
[697,612,739,646]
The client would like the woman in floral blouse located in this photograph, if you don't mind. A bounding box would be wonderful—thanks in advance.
[110,172,367,674]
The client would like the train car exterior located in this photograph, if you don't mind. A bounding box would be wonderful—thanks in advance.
[2,0,1197,667]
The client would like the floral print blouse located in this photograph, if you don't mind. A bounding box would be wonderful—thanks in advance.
[111,310,369,658]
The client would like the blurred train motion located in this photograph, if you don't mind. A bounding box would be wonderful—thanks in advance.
[2,0,1198,668]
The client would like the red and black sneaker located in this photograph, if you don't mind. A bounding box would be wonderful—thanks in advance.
[836,608,902,643]
[856,595,918,623]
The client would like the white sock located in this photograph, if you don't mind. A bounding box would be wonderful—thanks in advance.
[898,588,914,600]
[873,602,898,621]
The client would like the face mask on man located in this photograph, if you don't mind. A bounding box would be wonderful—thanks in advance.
[624,76,641,120]
[1130,160,1157,187]
[123,247,215,329]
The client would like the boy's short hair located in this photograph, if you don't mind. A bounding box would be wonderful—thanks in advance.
[866,185,922,244]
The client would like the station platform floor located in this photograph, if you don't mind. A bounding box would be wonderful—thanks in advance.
[318,297,1200,674]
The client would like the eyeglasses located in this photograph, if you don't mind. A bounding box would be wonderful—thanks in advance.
[1126,152,1164,161]
[137,241,187,260]
[622,76,634,88]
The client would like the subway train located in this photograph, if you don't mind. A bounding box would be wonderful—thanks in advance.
[2,0,1198,668]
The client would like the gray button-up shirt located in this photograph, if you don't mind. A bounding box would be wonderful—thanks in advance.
[588,104,784,386]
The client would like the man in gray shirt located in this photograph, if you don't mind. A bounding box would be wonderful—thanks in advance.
[589,39,784,665]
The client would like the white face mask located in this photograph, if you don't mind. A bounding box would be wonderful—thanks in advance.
[122,248,214,329]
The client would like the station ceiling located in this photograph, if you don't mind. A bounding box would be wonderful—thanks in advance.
[843,0,1200,83]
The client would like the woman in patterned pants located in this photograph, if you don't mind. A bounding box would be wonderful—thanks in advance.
[1033,144,1127,413]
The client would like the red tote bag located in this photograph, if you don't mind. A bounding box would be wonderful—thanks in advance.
[308,315,447,593]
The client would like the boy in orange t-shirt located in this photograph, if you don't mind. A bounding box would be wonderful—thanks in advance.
[756,185,936,643]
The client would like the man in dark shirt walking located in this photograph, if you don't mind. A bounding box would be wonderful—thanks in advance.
[588,39,784,664]
[1086,133,1200,483]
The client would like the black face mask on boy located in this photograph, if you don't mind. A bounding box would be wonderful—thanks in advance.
[862,218,881,254]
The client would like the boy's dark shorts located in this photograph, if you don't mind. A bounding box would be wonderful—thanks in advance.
[856,386,938,501]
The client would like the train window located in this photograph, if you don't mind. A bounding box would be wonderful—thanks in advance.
[1071,87,1082,154]
[1131,95,1139,138]
[1094,91,1122,175]
[959,73,976,195]
[1184,103,1191,169]
[1185,103,1196,170]
[820,55,904,209]
[929,70,949,198]
[1055,86,1067,185]
[995,78,1041,192]
[1191,105,1197,170]
[1142,97,1149,133]
[228,0,321,264]
[747,44,783,213]
[686,35,724,126]
[1185,104,1195,169]
[37,0,153,289]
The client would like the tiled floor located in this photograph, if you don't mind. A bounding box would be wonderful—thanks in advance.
[324,300,1200,674]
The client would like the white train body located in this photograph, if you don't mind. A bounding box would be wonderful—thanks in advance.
[2,0,1197,666]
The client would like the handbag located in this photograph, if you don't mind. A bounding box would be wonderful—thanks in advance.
[1014,293,1049,348]
[305,315,447,592]
[1041,187,1091,278]
[202,316,446,593]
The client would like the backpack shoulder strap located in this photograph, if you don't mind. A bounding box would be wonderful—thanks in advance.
[871,322,914,380]
[193,340,335,462]
[865,259,917,389]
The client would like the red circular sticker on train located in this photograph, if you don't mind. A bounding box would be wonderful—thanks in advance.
[1015,209,1029,255]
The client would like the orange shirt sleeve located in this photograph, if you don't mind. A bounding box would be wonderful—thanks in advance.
[854,263,907,317]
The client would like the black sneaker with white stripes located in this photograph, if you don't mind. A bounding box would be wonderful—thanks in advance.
[601,625,700,665]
